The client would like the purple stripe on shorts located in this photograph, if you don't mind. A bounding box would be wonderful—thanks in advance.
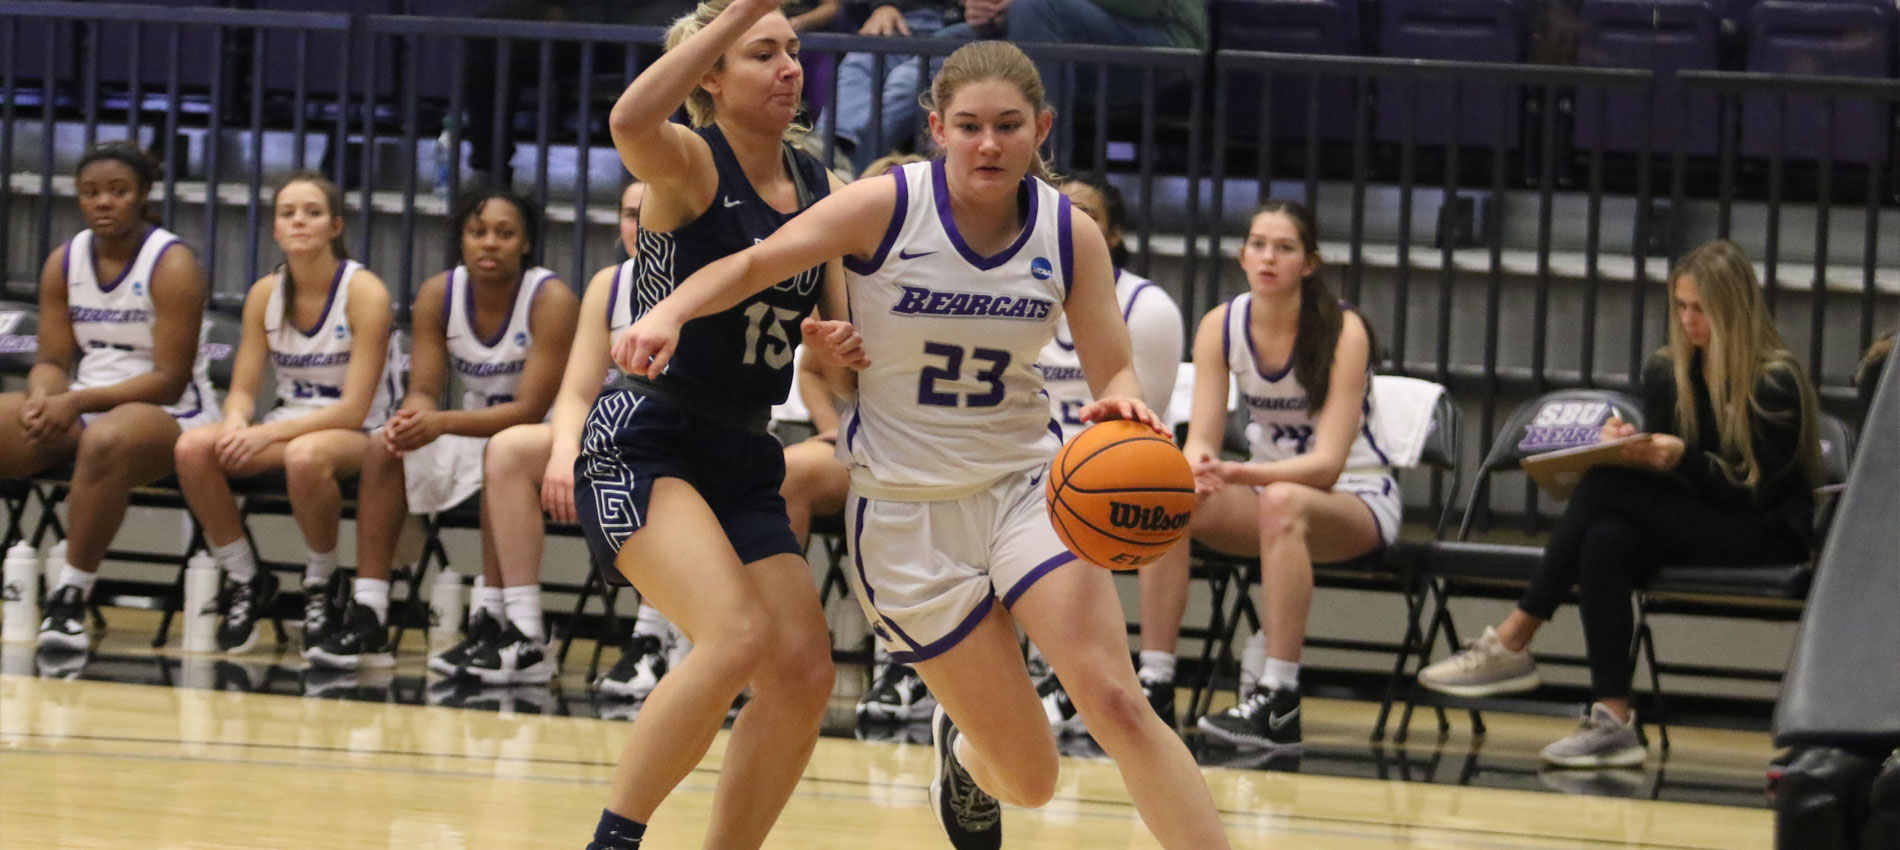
[888,594,995,665]
[1001,550,1076,609]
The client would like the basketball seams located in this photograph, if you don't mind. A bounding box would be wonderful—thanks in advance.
[1046,420,1194,570]
[1050,484,1172,548]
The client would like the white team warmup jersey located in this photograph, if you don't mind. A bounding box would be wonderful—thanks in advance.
[64,226,217,422]
[442,264,558,411]
[839,160,1071,499]
[1222,293,1391,470]
[262,259,399,428]
[1035,268,1178,442]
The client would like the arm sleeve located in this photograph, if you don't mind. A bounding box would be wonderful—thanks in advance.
[1124,286,1185,417]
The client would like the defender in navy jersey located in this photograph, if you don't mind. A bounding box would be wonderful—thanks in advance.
[306,188,578,673]
[0,142,218,656]
[1184,200,1397,753]
[617,40,1232,850]
[575,4,847,850]
[174,173,399,657]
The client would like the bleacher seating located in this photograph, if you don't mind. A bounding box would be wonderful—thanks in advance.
[1212,0,1363,144]
[1741,0,1897,164]
[1575,0,1725,158]
[1376,0,1533,151]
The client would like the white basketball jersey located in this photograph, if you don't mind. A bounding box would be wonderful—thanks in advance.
[263,260,399,428]
[603,258,637,385]
[444,265,557,410]
[1035,269,1167,442]
[64,227,216,420]
[839,161,1070,497]
[1223,294,1391,469]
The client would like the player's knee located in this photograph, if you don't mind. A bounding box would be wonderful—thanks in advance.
[701,611,773,681]
[283,437,335,483]
[1010,752,1061,808]
[1069,677,1154,746]
[76,416,154,474]
[757,626,835,706]
[173,427,218,472]
[1256,482,1310,538]
[483,428,537,479]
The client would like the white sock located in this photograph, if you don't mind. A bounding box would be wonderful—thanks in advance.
[58,563,96,599]
[1264,657,1301,693]
[479,586,504,621]
[633,603,669,638]
[1240,631,1267,692]
[212,539,256,583]
[1138,650,1177,683]
[304,549,337,586]
[352,578,390,624]
[501,584,543,641]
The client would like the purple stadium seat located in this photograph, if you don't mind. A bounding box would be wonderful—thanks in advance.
[1574,0,1724,157]
[93,0,228,92]
[4,17,75,92]
[1376,0,1532,150]
[253,0,398,100]
[1213,0,1362,143]
[1741,1,1896,164]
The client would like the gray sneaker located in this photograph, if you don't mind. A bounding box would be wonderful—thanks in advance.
[1416,626,1540,697]
[1540,702,1647,768]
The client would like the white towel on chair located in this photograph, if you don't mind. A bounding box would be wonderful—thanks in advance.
[1368,375,1446,470]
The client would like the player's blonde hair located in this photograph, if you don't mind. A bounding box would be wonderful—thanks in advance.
[921,41,1057,183]
[666,0,805,138]
[1666,239,1821,488]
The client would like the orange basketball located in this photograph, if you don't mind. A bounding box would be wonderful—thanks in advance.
[1045,420,1196,570]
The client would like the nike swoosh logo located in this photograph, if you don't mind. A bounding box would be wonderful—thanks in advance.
[1028,470,1044,489]
[723,196,743,208]
[898,249,937,260]
[1268,708,1299,730]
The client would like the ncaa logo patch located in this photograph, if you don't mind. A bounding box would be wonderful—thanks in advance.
[514,331,528,346]
[334,324,347,339]
[132,280,144,296]
[1029,257,1053,281]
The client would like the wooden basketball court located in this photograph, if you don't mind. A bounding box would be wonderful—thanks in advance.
[0,614,1775,850]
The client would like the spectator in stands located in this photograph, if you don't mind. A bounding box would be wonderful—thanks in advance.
[820,2,978,173]
[1003,0,1207,109]
[1858,329,1894,416]
[306,188,579,675]
[1184,200,1396,753]
[1028,173,1187,734]
[173,172,399,657]
[3,142,220,657]
[1420,239,1823,769]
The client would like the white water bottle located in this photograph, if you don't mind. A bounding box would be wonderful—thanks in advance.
[2,542,39,643]
[428,569,465,651]
[181,553,221,653]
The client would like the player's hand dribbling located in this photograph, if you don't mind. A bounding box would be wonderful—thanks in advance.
[800,317,869,370]
[616,307,683,380]
[1077,395,1167,436]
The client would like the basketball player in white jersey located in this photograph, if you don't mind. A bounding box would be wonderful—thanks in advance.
[1187,200,1398,751]
[0,142,219,656]
[619,41,1232,850]
[1029,172,1186,733]
[427,180,676,688]
[173,172,399,656]
[306,188,578,672]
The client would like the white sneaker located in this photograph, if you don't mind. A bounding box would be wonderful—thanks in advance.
[595,633,668,700]
[1417,626,1541,697]
[1540,702,1647,768]
[464,622,555,685]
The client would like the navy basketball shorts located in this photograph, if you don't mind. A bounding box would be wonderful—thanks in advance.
[575,389,802,587]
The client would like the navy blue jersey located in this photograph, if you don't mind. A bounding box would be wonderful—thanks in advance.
[617,124,830,423]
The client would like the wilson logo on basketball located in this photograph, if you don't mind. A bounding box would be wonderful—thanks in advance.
[1108,502,1190,532]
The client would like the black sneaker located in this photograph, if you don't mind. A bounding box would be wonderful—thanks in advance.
[595,632,668,699]
[464,621,555,685]
[427,607,502,677]
[304,603,393,670]
[1037,674,1085,735]
[857,662,936,722]
[35,645,88,679]
[929,705,1002,850]
[1140,672,1177,728]
[36,585,89,651]
[1197,686,1302,750]
[301,573,347,652]
[217,570,279,653]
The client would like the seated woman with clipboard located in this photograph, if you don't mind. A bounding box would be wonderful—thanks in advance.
[1417,239,1824,769]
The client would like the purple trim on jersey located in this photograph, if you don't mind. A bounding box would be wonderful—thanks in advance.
[468,268,536,349]
[1243,297,1296,381]
[888,594,995,665]
[91,226,157,294]
[1046,418,1063,442]
[291,261,348,338]
[1220,297,1234,362]
[1360,395,1393,466]
[1056,194,1075,297]
[844,409,861,452]
[842,170,909,276]
[605,262,622,332]
[1001,550,1076,609]
[931,159,1039,272]
[1123,280,1155,322]
[440,268,456,327]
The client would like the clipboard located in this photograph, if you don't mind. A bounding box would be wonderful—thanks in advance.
[1521,435,1656,499]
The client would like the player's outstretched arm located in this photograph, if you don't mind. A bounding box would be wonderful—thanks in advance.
[615,176,894,378]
